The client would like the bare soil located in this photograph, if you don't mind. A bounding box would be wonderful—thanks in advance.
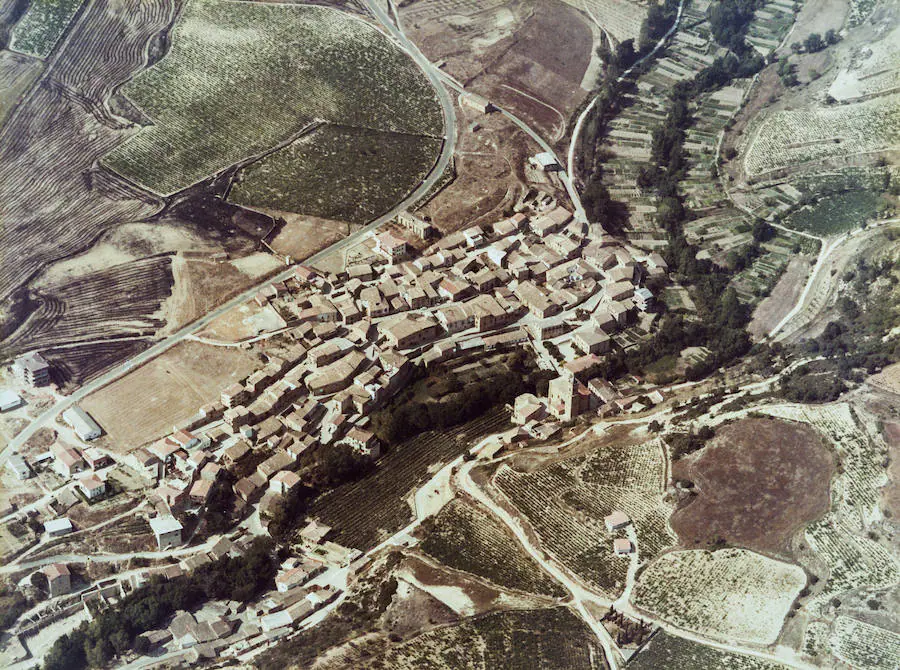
[265,210,357,261]
[882,420,900,519]
[671,417,834,556]
[780,0,849,53]
[80,340,259,451]
[748,256,812,339]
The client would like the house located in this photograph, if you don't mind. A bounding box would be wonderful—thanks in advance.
[344,427,381,458]
[150,515,183,550]
[462,294,508,333]
[397,211,435,239]
[299,520,332,545]
[573,329,611,355]
[513,393,546,425]
[275,567,312,593]
[44,517,74,537]
[564,354,603,381]
[547,375,592,421]
[53,444,85,477]
[257,451,294,481]
[438,277,472,302]
[633,287,655,311]
[605,281,635,302]
[169,429,199,450]
[200,462,222,482]
[79,473,106,500]
[222,440,250,465]
[233,477,259,503]
[515,282,560,319]
[14,352,51,386]
[527,316,569,341]
[62,406,102,441]
[189,479,212,504]
[436,304,472,333]
[613,538,633,555]
[529,206,572,236]
[82,448,111,471]
[605,510,631,532]
[5,454,31,480]
[462,226,485,248]
[0,389,23,412]
[42,563,71,597]
[269,470,301,495]
[374,231,408,263]
[379,314,439,350]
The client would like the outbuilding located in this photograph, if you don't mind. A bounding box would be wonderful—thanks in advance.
[62,406,102,441]
[0,390,23,412]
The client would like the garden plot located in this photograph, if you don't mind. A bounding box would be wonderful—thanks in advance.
[420,499,565,598]
[495,437,675,596]
[760,403,900,614]
[103,0,442,196]
[743,94,900,177]
[632,548,807,645]
[783,190,882,235]
[829,616,900,670]
[9,0,85,58]
[230,125,442,224]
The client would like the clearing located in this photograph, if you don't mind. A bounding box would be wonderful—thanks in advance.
[103,0,442,196]
[80,340,259,451]
[670,417,834,555]
[748,256,812,339]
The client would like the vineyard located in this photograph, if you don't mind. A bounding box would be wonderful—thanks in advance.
[420,499,566,598]
[829,616,900,670]
[357,607,606,670]
[760,403,900,615]
[629,630,791,670]
[631,548,806,645]
[494,438,675,596]
[102,0,442,195]
[743,93,900,177]
[9,0,84,58]
[311,409,510,551]
[230,125,442,224]
[44,339,151,390]
[2,254,174,356]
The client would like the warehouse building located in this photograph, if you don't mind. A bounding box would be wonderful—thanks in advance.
[62,406,102,441]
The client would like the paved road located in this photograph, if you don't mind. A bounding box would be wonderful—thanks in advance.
[0,1,457,471]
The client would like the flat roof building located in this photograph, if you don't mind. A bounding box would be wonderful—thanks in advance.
[150,515,183,550]
[0,389,23,412]
[14,352,51,387]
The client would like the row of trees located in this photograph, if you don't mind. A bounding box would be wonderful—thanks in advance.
[44,538,278,670]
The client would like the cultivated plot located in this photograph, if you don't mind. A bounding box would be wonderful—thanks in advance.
[103,0,442,196]
[632,548,806,645]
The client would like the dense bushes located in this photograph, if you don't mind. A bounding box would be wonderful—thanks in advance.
[44,538,277,670]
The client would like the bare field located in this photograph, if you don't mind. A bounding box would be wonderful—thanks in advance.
[0,49,42,125]
[80,340,259,451]
[748,256,812,339]
[265,211,355,262]
[671,417,834,555]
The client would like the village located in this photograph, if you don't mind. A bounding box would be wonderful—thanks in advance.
[0,159,671,663]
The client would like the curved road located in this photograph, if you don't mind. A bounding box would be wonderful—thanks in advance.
[0,1,456,470]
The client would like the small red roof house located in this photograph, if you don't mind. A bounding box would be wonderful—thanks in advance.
[79,473,106,500]
[294,265,319,284]
[200,462,223,482]
[42,563,71,597]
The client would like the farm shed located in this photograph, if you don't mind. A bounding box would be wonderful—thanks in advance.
[605,511,631,532]
[613,538,633,555]
[530,152,560,171]
[62,406,102,441]
[0,389,23,411]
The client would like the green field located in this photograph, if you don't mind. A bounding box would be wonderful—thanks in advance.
[420,499,566,598]
[230,124,442,224]
[9,0,85,58]
[783,190,881,236]
[102,0,442,196]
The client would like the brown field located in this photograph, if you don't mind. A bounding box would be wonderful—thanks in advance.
[671,417,834,555]
[418,101,560,233]
[0,49,42,126]
[883,421,900,518]
[265,211,356,261]
[748,256,811,339]
[402,0,594,140]
[868,362,900,396]
[80,340,259,451]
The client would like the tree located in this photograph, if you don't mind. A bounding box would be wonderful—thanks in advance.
[825,28,840,44]
[804,32,825,53]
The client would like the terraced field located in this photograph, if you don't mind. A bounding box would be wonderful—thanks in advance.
[230,125,442,224]
[494,437,675,596]
[420,499,566,598]
[9,0,84,58]
[629,630,791,670]
[103,0,442,196]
